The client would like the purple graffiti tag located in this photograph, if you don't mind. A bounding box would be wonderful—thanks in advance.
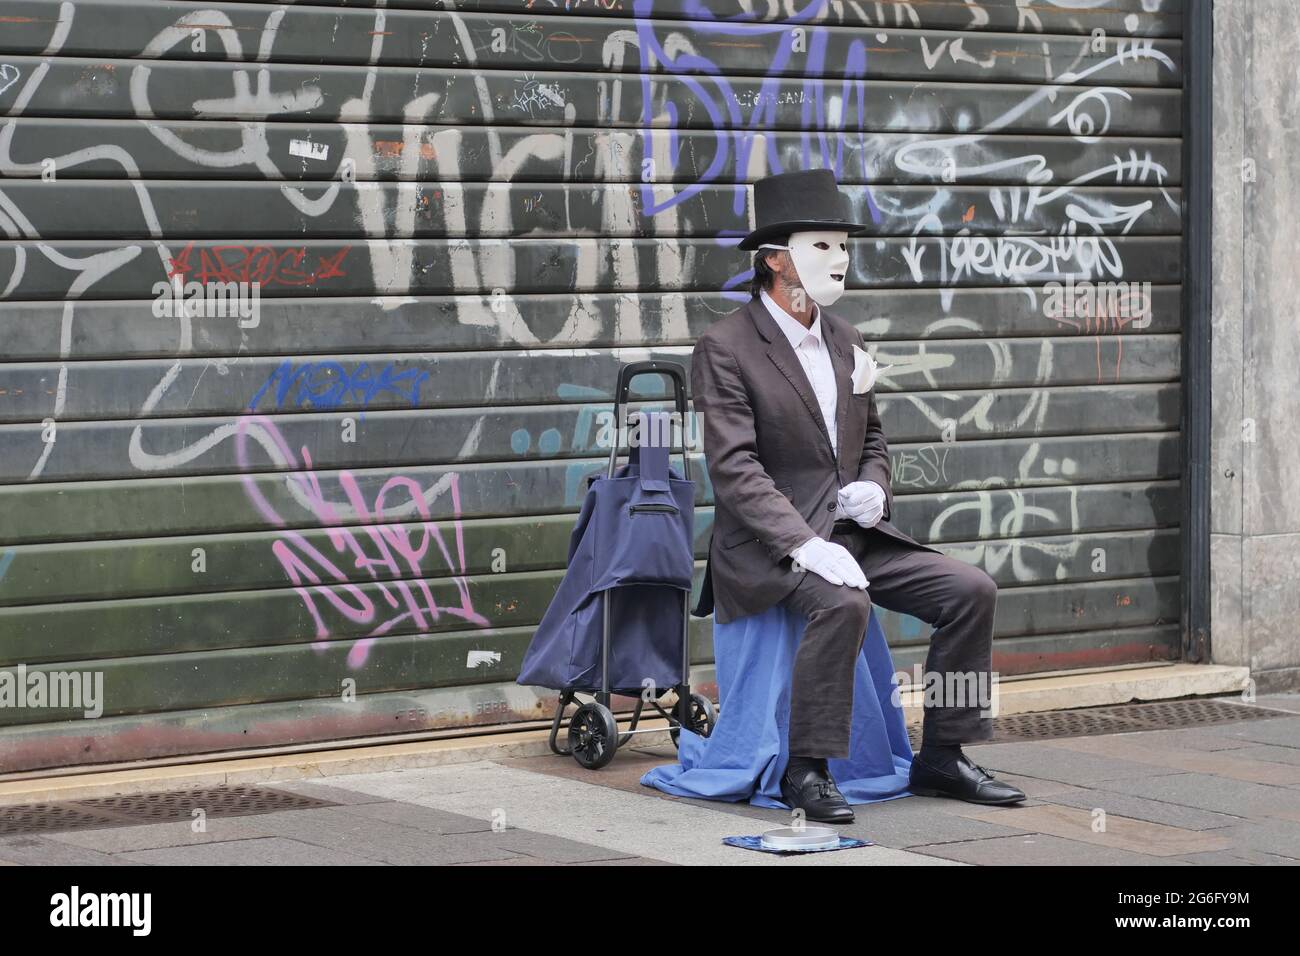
[628,0,879,247]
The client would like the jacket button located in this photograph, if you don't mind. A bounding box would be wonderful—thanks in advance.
[826,501,836,512]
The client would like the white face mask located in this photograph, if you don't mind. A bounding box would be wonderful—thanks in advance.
[759,230,850,307]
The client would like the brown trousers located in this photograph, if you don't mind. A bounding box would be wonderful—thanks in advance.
[780,522,998,757]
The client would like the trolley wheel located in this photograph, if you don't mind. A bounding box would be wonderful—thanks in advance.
[568,702,619,770]
[670,693,716,747]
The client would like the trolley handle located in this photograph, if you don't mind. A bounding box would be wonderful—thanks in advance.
[613,361,689,418]
[607,360,692,482]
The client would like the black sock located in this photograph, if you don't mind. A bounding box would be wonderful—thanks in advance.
[787,754,827,774]
[919,741,962,768]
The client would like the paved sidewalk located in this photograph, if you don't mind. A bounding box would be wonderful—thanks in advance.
[4,694,1300,866]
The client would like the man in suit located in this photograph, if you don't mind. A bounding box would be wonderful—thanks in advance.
[691,169,1025,823]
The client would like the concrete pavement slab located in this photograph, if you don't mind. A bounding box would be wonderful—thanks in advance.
[1096,771,1300,820]
[1226,744,1300,767]
[332,800,496,835]
[0,835,140,866]
[1037,788,1244,830]
[947,803,1233,856]
[1044,734,1300,786]
[256,781,391,806]
[565,857,675,866]
[44,817,276,853]
[1206,819,1300,859]
[963,741,1187,786]
[305,761,959,866]
[913,832,1194,866]
[479,828,643,864]
[495,747,812,830]
[837,794,1036,849]
[1076,726,1259,752]
[501,747,675,796]
[1177,848,1300,866]
[226,805,526,865]
[1198,716,1300,748]
[121,837,388,866]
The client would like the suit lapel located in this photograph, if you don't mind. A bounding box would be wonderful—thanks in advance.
[748,298,834,452]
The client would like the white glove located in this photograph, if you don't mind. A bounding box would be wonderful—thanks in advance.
[838,480,886,529]
[789,537,868,589]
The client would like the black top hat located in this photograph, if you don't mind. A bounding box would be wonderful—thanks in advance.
[737,168,869,250]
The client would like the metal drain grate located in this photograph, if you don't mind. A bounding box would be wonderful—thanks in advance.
[1082,699,1273,732]
[0,802,125,835]
[77,785,332,823]
[988,707,1153,742]
[0,785,336,837]
[906,697,1279,748]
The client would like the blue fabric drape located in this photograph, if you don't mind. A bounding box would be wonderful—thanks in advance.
[641,604,915,808]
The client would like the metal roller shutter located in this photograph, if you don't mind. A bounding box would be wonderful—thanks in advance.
[0,0,1186,771]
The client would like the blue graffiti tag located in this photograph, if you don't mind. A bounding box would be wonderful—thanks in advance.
[248,360,429,411]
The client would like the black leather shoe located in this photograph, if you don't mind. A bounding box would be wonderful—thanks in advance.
[908,753,1026,805]
[780,759,855,824]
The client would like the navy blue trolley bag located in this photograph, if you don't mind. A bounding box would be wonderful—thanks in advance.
[516,361,716,769]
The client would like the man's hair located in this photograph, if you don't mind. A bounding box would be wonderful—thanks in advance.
[748,235,789,298]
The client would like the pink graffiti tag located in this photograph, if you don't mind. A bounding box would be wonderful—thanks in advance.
[234,415,488,668]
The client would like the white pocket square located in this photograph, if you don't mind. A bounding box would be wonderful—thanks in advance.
[851,344,890,394]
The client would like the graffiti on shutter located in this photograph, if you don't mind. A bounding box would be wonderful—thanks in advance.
[0,0,1184,770]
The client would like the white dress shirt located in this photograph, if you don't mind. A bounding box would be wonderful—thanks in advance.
[760,287,838,456]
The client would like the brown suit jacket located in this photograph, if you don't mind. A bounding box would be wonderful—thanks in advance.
[692,295,933,624]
